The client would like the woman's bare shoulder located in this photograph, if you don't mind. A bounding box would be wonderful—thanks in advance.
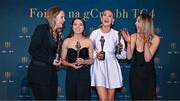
[152,34,160,43]
[130,33,137,41]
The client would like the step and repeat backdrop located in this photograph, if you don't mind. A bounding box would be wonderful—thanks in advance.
[0,0,179,100]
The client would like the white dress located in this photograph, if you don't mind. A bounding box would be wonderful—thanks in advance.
[90,28,126,88]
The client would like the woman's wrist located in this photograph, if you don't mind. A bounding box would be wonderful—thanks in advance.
[127,42,131,45]
[84,59,89,64]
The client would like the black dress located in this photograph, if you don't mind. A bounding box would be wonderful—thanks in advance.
[130,48,156,100]
[66,47,91,100]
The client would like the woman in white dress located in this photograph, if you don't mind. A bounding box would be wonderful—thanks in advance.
[90,9,126,101]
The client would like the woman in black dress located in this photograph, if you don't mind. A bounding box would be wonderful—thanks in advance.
[122,13,160,100]
[61,17,93,100]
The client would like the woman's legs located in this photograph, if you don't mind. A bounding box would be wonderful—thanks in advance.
[107,89,115,101]
[96,86,115,101]
[96,87,107,101]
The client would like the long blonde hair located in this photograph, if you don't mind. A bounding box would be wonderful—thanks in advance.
[46,6,63,40]
[139,13,155,42]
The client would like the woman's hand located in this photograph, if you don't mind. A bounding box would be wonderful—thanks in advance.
[76,58,85,65]
[96,52,104,60]
[121,30,131,43]
[53,59,61,67]
[144,32,151,44]
[70,62,78,69]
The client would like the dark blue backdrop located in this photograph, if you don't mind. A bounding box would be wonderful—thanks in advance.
[0,0,179,100]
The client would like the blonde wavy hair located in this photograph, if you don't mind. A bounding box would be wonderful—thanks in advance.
[46,6,63,40]
[139,13,155,42]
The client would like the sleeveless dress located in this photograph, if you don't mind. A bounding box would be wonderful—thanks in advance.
[130,43,156,100]
[90,29,126,88]
[66,47,91,100]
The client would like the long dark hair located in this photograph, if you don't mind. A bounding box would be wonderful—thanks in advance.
[67,17,87,38]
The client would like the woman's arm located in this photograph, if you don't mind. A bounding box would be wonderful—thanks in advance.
[86,39,94,64]
[144,35,160,62]
[121,31,136,60]
[61,38,77,68]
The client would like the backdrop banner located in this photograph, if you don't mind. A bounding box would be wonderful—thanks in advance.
[0,0,179,100]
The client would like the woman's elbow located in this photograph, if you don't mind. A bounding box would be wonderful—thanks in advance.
[61,60,67,66]
[87,57,93,64]
[126,55,132,60]
[145,57,152,62]
[89,59,94,64]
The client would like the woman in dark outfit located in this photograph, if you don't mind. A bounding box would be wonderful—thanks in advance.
[61,17,93,100]
[27,6,65,100]
[122,14,160,100]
